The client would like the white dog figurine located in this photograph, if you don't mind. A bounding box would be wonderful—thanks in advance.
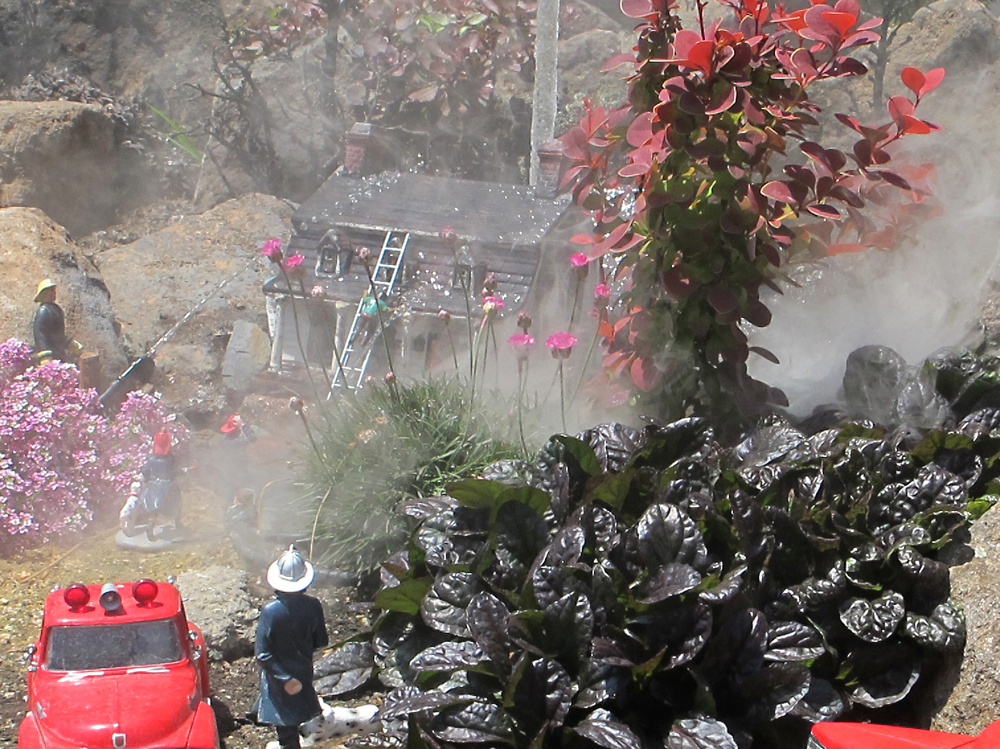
[119,479,144,535]
[264,699,382,749]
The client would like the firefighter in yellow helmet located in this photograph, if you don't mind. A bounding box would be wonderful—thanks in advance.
[32,279,82,364]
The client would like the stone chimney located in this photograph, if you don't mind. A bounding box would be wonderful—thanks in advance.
[535,139,566,199]
[343,122,372,175]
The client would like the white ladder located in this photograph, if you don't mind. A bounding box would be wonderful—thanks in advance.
[330,231,410,391]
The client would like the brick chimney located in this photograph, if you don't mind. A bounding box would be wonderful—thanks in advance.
[343,122,372,175]
[535,139,566,199]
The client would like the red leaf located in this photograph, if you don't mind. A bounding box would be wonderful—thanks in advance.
[602,52,636,72]
[570,233,595,245]
[630,356,661,392]
[761,180,805,205]
[749,346,780,365]
[627,112,655,147]
[921,67,946,96]
[806,203,841,219]
[900,115,933,135]
[707,286,739,314]
[705,84,737,115]
[872,170,912,190]
[900,66,925,97]
[688,40,715,74]
[820,10,857,35]
[887,95,914,123]
[826,242,866,256]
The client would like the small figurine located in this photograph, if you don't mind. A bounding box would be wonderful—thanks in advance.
[255,545,329,749]
[119,478,144,536]
[356,293,388,347]
[140,430,183,540]
[32,279,82,364]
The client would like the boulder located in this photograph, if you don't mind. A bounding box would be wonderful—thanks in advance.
[0,0,225,130]
[0,101,119,236]
[932,504,1000,734]
[0,206,125,373]
[889,0,1000,85]
[94,193,293,422]
[176,565,257,661]
[222,320,271,396]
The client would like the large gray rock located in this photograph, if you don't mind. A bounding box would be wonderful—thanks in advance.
[889,0,1000,85]
[0,0,224,130]
[0,101,119,236]
[176,565,257,661]
[95,193,293,421]
[222,320,271,395]
[0,206,126,372]
[932,505,1000,734]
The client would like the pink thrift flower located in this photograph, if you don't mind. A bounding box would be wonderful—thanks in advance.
[283,254,305,279]
[310,285,326,299]
[261,237,283,263]
[546,331,578,359]
[440,225,456,240]
[482,296,505,315]
[570,252,589,267]
[594,283,610,299]
[507,333,536,361]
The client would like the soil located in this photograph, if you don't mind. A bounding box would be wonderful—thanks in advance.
[0,429,377,749]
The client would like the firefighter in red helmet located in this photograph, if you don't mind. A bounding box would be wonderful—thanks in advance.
[138,431,184,540]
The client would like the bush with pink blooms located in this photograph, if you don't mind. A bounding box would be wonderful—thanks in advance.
[0,338,187,554]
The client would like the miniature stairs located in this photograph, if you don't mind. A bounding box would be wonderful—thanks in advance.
[329,230,410,391]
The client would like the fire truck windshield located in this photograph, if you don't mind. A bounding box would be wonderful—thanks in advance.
[45,619,183,670]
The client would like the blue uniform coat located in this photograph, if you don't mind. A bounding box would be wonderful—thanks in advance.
[254,592,329,726]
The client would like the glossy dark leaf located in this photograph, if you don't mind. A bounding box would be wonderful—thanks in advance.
[544,591,594,668]
[494,500,550,565]
[740,663,811,722]
[665,716,738,749]
[765,621,825,662]
[580,423,645,473]
[510,656,574,735]
[789,678,846,723]
[574,709,642,749]
[410,641,487,672]
[839,592,905,643]
[843,642,922,708]
[630,603,713,673]
[430,701,515,744]
[380,688,472,720]
[398,496,459,520]
[636,503,708,571]
[902,601,965,652]
[467,592,511,670]
[699,608,767,685]
[632,563,702,603]
[422,572,478,636]
[550,434,603,476]
[448,479,507,510]
[313,641,375,695]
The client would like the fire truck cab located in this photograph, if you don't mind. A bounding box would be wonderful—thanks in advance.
[18,579,219,749]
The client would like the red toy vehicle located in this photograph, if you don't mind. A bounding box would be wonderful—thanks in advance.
[18,579,219,749]
[811,720,1000,748]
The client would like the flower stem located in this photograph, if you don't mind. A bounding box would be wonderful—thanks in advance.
[280,268,329,403]
[558,360,567,433]
[445,324,459,370]
[517,360,529,457]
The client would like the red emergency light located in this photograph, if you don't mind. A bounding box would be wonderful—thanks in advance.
[62,584,90,611]
[132,579,159,606]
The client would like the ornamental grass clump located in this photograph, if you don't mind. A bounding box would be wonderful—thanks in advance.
[315,368,1000,748]
[0,339,185,554]
[301,378,521,577]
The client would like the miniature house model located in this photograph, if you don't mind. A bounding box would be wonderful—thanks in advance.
[264,126,576,390]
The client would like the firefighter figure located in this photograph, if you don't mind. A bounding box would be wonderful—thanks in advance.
[32,279,82,364]
[140,430,184,540]
[255,545,329,749]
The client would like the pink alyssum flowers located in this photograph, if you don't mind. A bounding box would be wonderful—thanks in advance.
[0,339,185,554]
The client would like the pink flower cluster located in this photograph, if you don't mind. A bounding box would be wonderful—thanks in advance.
[0,339,186,554]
